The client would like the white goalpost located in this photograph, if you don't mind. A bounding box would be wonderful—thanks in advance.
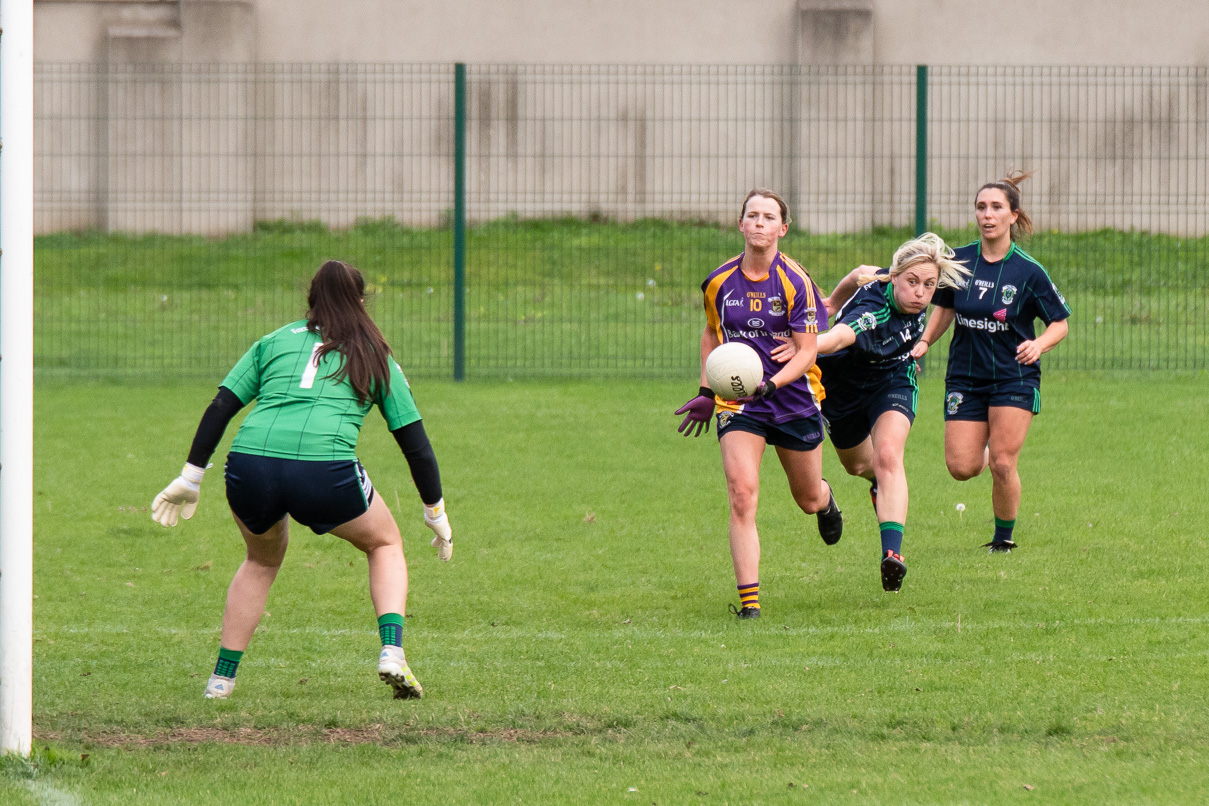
[0,0,35,758]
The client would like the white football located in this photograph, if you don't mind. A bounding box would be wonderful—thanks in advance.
[705,342,764,401]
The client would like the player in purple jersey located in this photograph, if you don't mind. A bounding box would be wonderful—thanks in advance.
[912,172,1070,553]
[814,234,970,591]
[675,189,843,619]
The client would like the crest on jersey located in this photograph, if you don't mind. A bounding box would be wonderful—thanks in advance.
[946,392,964,415]
[805,309,817,326]
[769,297,784,315]
[852,311,877,333]
[1001,285,1017,305]
[1053,283,1066,305]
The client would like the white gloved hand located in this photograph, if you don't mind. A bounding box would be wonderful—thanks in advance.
[151,463,206,527]
[424,498,452,561]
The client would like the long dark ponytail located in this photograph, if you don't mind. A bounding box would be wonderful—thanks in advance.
[306,260,392,404]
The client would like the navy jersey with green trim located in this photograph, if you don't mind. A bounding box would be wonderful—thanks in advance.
[816,279,925,401]
[932,242,1070,384]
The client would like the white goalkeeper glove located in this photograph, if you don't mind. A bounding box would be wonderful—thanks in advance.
[151,463,206,527]
[424,498,452,561]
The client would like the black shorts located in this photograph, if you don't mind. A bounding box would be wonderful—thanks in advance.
[944,378,1041,421]
[224,452,375,535]
[716,411,825,452]
[822,382,917,451]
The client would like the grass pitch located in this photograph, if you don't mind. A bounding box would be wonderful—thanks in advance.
[34,221,1209,379]
[7,372,1209,804]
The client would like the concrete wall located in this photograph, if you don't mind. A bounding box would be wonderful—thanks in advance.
[31,1,1209,235]
[35,0,1209,66]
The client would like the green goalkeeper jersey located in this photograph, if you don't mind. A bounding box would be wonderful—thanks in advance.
[222,320,421,461]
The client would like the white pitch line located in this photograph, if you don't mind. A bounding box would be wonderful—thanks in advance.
[36,613,1209,640]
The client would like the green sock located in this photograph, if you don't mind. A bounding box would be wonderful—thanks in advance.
[378,613,405,647]
[993,517,1016,544]
[214,646,243,679]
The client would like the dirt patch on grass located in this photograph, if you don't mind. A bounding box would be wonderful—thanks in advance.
[36,724,578,748]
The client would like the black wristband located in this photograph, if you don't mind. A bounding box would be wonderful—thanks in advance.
[698,386,715,399]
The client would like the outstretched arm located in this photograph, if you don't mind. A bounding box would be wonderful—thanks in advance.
[816,323,857,356]
[910,306,955,360]
[391,420,452,561]
[391,420,442,506]
[152,387,246,527]
[824,266,879,317]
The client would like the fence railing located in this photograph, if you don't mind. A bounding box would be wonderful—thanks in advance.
[34,64,1209,377]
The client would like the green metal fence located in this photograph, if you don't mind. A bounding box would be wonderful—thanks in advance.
[34,64,1209,379]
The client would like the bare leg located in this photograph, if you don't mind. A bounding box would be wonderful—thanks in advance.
[944,420,990,481]
[330,492,421,698]
[719,430,766,587]
[329,492,407,618]
[220,514,289,651]
[776,443,829,514]
[987,406,1033,523]
[834,436,875,482]
[869,411,913,525]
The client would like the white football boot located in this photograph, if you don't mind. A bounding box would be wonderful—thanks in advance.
[204,674,235,699]
[377,645,423,699]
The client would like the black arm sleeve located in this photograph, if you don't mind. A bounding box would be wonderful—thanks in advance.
[391,420,443,506]
[186,387,246,467]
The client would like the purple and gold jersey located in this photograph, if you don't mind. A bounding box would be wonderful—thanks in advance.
[701,252,828,424]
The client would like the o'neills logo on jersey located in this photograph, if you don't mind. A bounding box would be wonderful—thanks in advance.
[955,313,1010,333]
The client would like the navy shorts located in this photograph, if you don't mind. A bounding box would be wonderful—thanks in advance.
[716,411,825,452]
[944,379,1041,421]
[224,451,375,535]
[823,382,917,451]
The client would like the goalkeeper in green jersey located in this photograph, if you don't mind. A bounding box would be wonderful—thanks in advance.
[152,260,452,701]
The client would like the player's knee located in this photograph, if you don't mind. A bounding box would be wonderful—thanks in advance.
[841,457,872,478]
[872,447,902,478]
[727,485,759,520]
[988,455,1018,483]
[946,457,982,481]
[794,484,830,515]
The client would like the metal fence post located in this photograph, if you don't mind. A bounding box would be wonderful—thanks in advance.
[914,64,927,237]
[453,62,467,381]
